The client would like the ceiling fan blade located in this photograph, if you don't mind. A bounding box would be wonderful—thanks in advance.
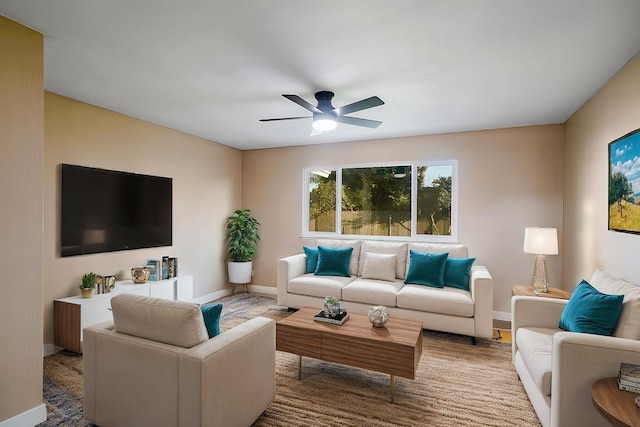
[335,96,384,116]
[259,116,311,122]
[335,116,382,128]
[283,94,322,113]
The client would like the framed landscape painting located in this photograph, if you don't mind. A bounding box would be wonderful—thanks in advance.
[609,127,640,234]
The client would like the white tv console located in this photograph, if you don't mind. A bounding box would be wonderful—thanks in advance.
[54,275,193,353]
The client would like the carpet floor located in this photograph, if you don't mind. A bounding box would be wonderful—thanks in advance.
[40,294,539,426]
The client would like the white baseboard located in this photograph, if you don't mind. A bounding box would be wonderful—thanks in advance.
[0,403,46,427]
[493,310,511,322]
[193,289,233,305]
[43,343,61,357]
[247,285,277,295]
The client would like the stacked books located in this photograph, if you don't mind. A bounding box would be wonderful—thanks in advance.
[618,362,640,393]
[314,308,350,325]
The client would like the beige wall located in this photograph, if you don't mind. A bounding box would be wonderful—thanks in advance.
[44,93,242,346]
[243,125,564,314]
[564,54,640,287]
[0,16,44,423]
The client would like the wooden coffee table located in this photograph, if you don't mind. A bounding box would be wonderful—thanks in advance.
[276,306,423,402]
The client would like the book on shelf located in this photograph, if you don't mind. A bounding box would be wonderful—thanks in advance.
[619,362,640,382]
[314,309,349,325]
[145,259,160,281]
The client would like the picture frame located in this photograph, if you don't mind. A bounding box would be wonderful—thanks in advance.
[608,127,640,234]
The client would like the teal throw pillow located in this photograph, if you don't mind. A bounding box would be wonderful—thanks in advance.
[444,257,476,291]
[314,246,353,277]
[558,280,623,336]
[201,303,223,338]
[404,250,449,288]
[303,246,319,274]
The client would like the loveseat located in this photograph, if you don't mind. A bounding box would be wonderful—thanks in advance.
[277,239,493,340]
[512,269,640,427]
[83,293,275,427]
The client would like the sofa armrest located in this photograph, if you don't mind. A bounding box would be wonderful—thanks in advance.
[551,332,640,427]
[470,266,493,338]
[179,316,276,427]
[511,296,567,361]
[277,253,306,306]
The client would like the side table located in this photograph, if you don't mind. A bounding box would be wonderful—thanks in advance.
[512,285,571,300]
[592,377,640,427]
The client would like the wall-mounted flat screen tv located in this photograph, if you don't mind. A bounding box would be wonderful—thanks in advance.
[60,164,172,257]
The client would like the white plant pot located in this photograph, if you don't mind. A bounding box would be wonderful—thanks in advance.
[228,261,252,284]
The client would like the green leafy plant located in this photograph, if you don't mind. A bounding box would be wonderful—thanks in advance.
[225,209,260,262]
[79,272,97,290]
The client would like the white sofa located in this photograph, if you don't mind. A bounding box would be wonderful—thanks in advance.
[277,239,494,340]
[83,293,275,427]
[512,269,640,427]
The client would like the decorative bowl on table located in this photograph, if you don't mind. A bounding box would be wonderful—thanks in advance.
[131,267,151,284]
[368,305,390,327]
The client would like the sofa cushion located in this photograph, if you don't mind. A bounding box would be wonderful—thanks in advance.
[444,257,476,291]
[317,239,362,276]
[303,246,319,273]
[111,293,209,348]
[287,273,355,299]
[408,242,468,259]
[342,278,404,306]
[404,250,448,288]
[396,284,474,317]
[590,269,640,340]
[201,303,223,338]
[361,252,397,282]
[559,280,623,336]
[315,246,352,277]
[515,326,557,397]
[357,241,408,279]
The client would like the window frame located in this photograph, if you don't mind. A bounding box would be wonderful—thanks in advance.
[302,160,458,242]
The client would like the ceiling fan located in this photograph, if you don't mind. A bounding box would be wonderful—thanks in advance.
[260,91,384,134]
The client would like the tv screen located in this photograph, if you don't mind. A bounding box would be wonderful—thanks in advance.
[60,164,172,257]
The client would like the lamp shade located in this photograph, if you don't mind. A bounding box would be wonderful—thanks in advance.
[523,227,558,255]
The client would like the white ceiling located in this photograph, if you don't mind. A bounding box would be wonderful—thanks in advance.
[2,1,640,150]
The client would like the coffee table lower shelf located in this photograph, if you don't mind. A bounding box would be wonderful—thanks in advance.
[276,306,424,403]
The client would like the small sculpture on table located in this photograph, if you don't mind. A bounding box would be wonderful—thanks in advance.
[368,305,390,327]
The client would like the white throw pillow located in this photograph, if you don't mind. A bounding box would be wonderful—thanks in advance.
[361,252,397,282]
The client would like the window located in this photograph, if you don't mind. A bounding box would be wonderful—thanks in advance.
[304,161,457,241]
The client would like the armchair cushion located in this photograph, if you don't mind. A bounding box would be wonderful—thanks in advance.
[515,326,556,396]
[591,269,640,339]
[111,293,209,348]
[558,280,623,336]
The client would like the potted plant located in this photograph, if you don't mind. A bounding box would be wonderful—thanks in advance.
[79,272,97,298]
[225,209,260,284]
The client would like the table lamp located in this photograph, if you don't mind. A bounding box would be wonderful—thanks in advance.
[523,227,558,294]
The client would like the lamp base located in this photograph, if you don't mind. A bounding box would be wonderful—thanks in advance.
[531,255,548,294]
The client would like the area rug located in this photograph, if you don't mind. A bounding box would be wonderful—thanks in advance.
[40,294,540,426]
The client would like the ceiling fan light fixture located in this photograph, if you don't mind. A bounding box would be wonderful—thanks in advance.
[312,118,337,132]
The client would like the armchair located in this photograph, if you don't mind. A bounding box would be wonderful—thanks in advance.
[83,294,275,427]
[512,269,640,427]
